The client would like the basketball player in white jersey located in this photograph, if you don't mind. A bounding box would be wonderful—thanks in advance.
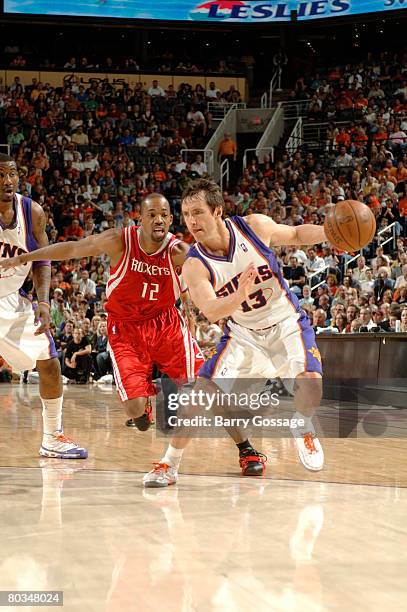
[0,193,266,475]
[0,154,87,459]
[144,178,326,487]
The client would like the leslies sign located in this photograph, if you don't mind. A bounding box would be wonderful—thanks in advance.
[4,0,407,22]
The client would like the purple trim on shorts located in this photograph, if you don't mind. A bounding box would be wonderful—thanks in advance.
[21,196,39,252]
[298,313,323,375]
[186,245,216,286]
[32,260,51,269]
[19,287,30,300]
[45,330,58,360]
[199,323,231,379]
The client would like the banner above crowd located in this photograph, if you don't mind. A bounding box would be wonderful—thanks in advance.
[4,0,407,23]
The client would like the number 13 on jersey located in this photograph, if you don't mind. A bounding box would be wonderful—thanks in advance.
[141,282,159,301]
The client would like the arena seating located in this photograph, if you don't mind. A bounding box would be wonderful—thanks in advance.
[0,52,406,381]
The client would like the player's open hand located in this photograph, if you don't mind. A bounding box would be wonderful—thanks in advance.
[237,263,257,302]
[34,302,51,336]
[0,255,22,270]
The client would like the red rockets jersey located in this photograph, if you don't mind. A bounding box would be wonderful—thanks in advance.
[105,226,185,321]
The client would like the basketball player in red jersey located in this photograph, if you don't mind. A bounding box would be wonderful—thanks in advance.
[0,194,204,429]
[2,193,267,475]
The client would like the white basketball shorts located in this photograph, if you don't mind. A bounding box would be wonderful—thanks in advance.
[199,312,323,384]
[0,291,57,372]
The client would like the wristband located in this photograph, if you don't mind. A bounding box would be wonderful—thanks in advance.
[32,260,51,269]
[38,301,50,309]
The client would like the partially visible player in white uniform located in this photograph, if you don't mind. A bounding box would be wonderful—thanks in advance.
[0,154,87,459]
[144,178,326,487]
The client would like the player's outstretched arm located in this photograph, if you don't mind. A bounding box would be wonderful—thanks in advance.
[183,258,257,323]
[245,214,326,247]
[0,224,123,270]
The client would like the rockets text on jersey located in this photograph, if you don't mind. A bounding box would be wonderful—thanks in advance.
[105,226,185,321]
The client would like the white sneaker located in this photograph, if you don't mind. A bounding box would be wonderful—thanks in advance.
[143,463,178,488]
[294,433,324,471]
[39,432,88,459]
[97,374,113,385]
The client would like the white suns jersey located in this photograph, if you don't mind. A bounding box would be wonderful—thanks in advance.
[187,216,302,330]
[0,194,36,298]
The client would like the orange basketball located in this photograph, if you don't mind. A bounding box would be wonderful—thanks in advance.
[323,200,376,252]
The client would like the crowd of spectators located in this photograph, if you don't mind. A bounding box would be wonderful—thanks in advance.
[4,40,245,75]
[1,50,407,381]
[0,72,244,380]
[232,51,407,335]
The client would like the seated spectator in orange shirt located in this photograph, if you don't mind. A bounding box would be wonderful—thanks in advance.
[55,271,71,294]
[153,164,166,182]
[367,191,381,216]
[353,127,368,147]
[354,93,368,109]
[373,127,388,145]
[64,219,84,240]
[337,92,353,111]
[298,188,311,207]
[328,67,341,81]
[395,162,407,182]
[129,204,141,222]
[399,195,407,217]
[335,127,351,148]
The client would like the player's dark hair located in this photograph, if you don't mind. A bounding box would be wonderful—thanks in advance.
[0,153,15,164]
[182,178,224,214]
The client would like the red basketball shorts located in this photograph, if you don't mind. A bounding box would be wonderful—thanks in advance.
[107,307,204,401]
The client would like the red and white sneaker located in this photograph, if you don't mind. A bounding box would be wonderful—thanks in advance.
[294,433,324,471]
[39,432,88,459]
[239,448,267,476]
[143,463,178,488]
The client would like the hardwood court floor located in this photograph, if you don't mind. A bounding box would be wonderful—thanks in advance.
[1,383,407,611]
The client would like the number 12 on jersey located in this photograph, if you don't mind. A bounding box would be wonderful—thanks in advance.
[141,282,159,301]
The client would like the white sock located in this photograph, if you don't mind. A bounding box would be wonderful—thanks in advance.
[162,444,184,469]
[291,411,316,437]
[41,396,63,437]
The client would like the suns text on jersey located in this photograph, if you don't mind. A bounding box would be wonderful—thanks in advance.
[130,258,171,276]
[215,264,273,298]
[0,242,27,259]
